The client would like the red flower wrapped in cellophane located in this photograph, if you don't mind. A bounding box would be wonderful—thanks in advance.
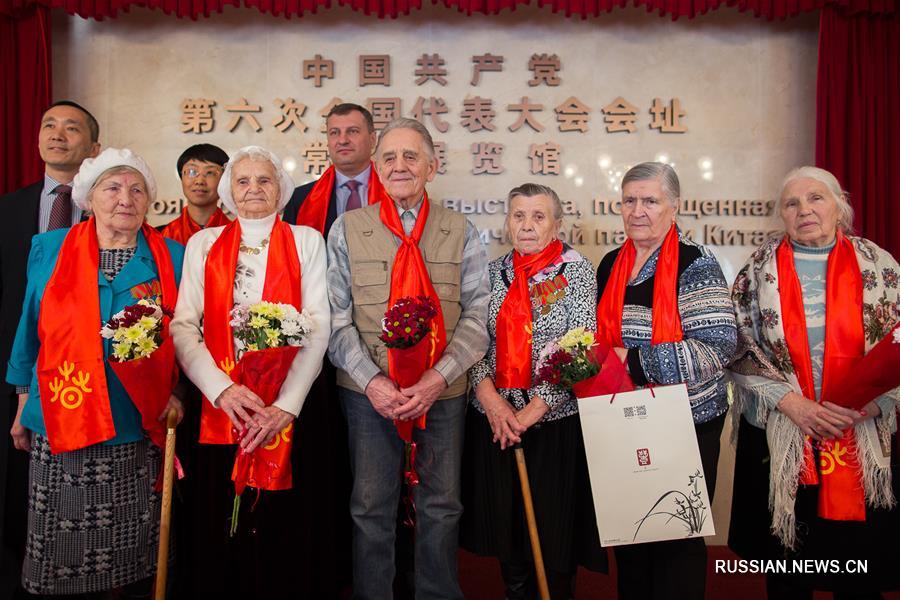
[379,295,439,438]
[101,299,178,449]
[535,327,634,399]
[379,296,440,516]
[825,323,900,411]
[226,301,314,534]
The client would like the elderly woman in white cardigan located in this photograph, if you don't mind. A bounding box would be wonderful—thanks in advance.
[170,145,330,597]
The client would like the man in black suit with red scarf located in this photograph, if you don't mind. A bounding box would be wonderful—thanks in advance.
[0,100,100,598]
[283,102,379,237]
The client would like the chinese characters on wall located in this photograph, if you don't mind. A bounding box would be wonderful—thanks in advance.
[180,52,688,178]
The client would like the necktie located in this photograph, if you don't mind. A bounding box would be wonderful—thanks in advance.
[344,180,362,212]
[48,184,73,231]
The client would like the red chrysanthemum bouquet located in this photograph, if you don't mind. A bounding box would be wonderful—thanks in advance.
[379,296,440,524]
[380,296,438,349]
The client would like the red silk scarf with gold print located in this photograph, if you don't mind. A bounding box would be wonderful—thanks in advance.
[199,217,301,446]
[161,206,230,246]
[379,194,447,440]
[596,223,684,347]
[495,239,564,389]
[777,232,867,521]
[295,164,384,235]
[36,220,178,454]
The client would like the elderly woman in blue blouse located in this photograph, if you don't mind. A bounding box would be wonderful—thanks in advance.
[729,166,900,598]
[594,162,737,600]
[6,148,184,598]
[460,183,607,600]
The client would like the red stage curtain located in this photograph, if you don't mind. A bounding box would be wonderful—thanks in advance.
[3,0,895,20]
[0,4,51,194]
[816,7,900,259]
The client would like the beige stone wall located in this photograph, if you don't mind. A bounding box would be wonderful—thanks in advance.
[53,5,820,545]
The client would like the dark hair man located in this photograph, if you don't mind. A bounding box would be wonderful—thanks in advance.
[282,103,380,238]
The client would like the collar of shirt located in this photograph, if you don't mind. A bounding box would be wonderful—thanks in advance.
[393,195,424,219]
[334,164,371,189]
[42,173,63,196]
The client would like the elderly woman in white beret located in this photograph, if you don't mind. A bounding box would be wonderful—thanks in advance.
[6,148,185,597]
[170,145,330,596]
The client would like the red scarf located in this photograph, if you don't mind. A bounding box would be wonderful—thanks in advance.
[596,223,683,347]
[380,194,447,439]
[295,164,384,234]
[495,239,564,389]
[36,220,178,454]
[161,206,230,246]
[199,217,302,444]
[777,232,867,521]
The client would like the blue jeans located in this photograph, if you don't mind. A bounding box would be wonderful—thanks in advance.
[340,386,466,600]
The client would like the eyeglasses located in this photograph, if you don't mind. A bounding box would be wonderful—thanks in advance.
[182,167,222,179]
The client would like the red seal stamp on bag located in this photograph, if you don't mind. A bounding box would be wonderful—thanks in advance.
[637,448,651,466]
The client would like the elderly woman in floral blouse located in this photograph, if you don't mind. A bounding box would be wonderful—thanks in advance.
[729,166,900,599]
[460,183,606,600]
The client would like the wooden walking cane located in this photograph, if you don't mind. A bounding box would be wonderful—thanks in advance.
[514,445,551,600]
[154,408,179,600]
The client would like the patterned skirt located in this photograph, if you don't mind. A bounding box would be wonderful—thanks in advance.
[22,434,163,595]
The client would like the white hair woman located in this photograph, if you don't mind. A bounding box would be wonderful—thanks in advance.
[461,183,607,599]
[7,148,184,597]
[595,161,737,599]
[170,145,330,596]
[729,166,900,597]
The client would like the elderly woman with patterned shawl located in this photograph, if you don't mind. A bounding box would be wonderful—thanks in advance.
[728,166,900,598]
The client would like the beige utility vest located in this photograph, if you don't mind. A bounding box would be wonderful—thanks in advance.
[336,200,469,399]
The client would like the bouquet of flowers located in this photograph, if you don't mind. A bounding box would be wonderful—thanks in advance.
[100,298,177,448]
[535,327,633,399]
[379,296,438,350]
[100,298,171,362]
[379,296,440,520]
[536,327,602,388]
[230,301,313,358]
[227,301,314,523]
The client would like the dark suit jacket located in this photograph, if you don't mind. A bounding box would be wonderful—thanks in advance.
[282,179,339,240]
[0,181,42,388]
[0,180,41,594]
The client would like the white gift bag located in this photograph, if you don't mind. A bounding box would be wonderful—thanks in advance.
[577,383,715,546]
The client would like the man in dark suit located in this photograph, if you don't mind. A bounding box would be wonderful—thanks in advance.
[0,100,100,598]
[282,103,378,238]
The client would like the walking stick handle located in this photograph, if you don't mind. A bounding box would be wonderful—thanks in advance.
[154,407,179,600]
[514,445,551,600]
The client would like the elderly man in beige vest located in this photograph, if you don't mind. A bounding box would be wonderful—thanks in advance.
[327,118,489,599]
